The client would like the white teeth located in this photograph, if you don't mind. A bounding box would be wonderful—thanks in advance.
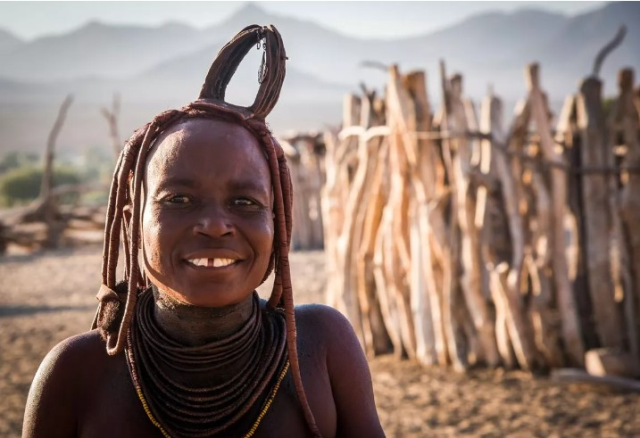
[189,258,207,267]
[188,258,235,268]
[213,258,235,268]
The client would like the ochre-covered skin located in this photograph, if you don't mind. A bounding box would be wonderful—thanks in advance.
[22,304,383,437]
[22,24,385,437]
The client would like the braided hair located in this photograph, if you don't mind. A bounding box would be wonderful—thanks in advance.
[90,25,321,437]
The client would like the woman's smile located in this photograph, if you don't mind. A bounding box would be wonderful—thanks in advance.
[182,249,245,275]
[182,247,245,269]
[186,258,237,268]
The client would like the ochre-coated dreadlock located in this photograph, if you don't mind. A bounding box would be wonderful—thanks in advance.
[90,25,321,437]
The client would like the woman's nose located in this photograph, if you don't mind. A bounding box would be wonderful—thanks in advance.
[193,203,235,238]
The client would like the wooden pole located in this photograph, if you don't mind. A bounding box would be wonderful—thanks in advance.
[323,95,361,310]
[438,61,467,371]
[404,70,450,366]
[616,69,640,364]
[527,63,585,366]
[356,136,393,356]
[489,93,539,371]
[479,92,513,368]
[336,124,384,349]
[383,65,419,359]
[448,74,499,367]
[354,88,393,356]
[577,75,624,350]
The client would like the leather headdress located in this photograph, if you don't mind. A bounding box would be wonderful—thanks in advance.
[197,24,287,120]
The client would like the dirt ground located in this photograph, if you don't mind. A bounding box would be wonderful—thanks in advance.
[2,246,640,437]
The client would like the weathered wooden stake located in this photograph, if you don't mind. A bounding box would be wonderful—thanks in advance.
[577,76,624,350]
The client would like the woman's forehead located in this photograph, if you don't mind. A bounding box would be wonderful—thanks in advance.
[145,118,270,184]
[152,118,259,156]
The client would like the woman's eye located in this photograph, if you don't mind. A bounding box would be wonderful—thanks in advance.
[165,195,191,204]
[232,198,267,211]
[233,198,256,207]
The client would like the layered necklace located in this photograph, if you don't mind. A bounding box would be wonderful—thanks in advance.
[125,289,289,438]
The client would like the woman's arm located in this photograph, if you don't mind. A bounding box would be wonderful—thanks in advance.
[314,305,386,437]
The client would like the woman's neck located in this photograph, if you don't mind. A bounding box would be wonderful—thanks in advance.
[151,286,257,347]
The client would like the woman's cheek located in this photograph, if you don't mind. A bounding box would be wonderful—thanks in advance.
[142,212,166,271]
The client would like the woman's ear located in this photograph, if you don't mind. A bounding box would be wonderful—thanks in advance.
[121,203,142,250]
[122,203,133,243]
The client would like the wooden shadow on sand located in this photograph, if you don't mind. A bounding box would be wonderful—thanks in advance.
[0,304,95,318]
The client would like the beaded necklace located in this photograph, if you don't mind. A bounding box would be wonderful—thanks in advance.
[125,289,289,437]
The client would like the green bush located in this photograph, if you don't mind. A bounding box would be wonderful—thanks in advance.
[0,165,81,207]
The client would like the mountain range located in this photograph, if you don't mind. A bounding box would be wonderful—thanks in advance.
[0,2,638,155]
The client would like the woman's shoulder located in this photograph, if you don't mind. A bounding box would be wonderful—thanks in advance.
[293,304,362,360]
[48,328,104,354]
[39,330,111,376]
[22,330,112,437]
[27,330,113,399]
[294,302,349,324]
[294,304,355,340]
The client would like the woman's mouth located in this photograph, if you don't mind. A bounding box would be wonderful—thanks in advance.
[186,258,239,268]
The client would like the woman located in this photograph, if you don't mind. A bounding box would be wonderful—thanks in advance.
[22,25,384,437]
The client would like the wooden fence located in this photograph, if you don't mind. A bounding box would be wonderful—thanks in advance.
[322,61,640,376]
[281,132,325,250]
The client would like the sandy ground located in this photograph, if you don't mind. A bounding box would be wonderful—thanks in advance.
[2,246,640,437]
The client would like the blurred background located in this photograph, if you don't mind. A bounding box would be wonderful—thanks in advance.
[2,1,640,437]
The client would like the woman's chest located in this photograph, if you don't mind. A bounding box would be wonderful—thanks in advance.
[77,358,162,438]
[254,368,337,438]
[78,351,336,438]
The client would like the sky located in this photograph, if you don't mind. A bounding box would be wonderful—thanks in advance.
[0,1,606,41]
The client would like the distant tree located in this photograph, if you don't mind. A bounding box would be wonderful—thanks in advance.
[0,165,81,207]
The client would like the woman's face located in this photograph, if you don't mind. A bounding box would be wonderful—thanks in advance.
[141,118,274,307]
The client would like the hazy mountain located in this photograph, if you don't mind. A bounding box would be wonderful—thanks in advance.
[2,2,636,93]
[199,2,639,97]
[138,40,348,103]
[0,28,23,55]
[1,1,638,155]
[531,2,640,83]
[201,4,371,81]
[0,21,211,81]
[0,57,346,155]
[426,9,568,51]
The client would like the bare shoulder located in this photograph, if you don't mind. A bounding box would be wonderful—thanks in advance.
[294,304,385,437]
[293,304,365,368]
[31,330,106,384]
[294,303,354,338]
[40,329,104,363]
[22,330,108,438]
[293,304,360,358]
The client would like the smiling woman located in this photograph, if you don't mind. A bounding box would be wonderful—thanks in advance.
[21,25,384,438]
